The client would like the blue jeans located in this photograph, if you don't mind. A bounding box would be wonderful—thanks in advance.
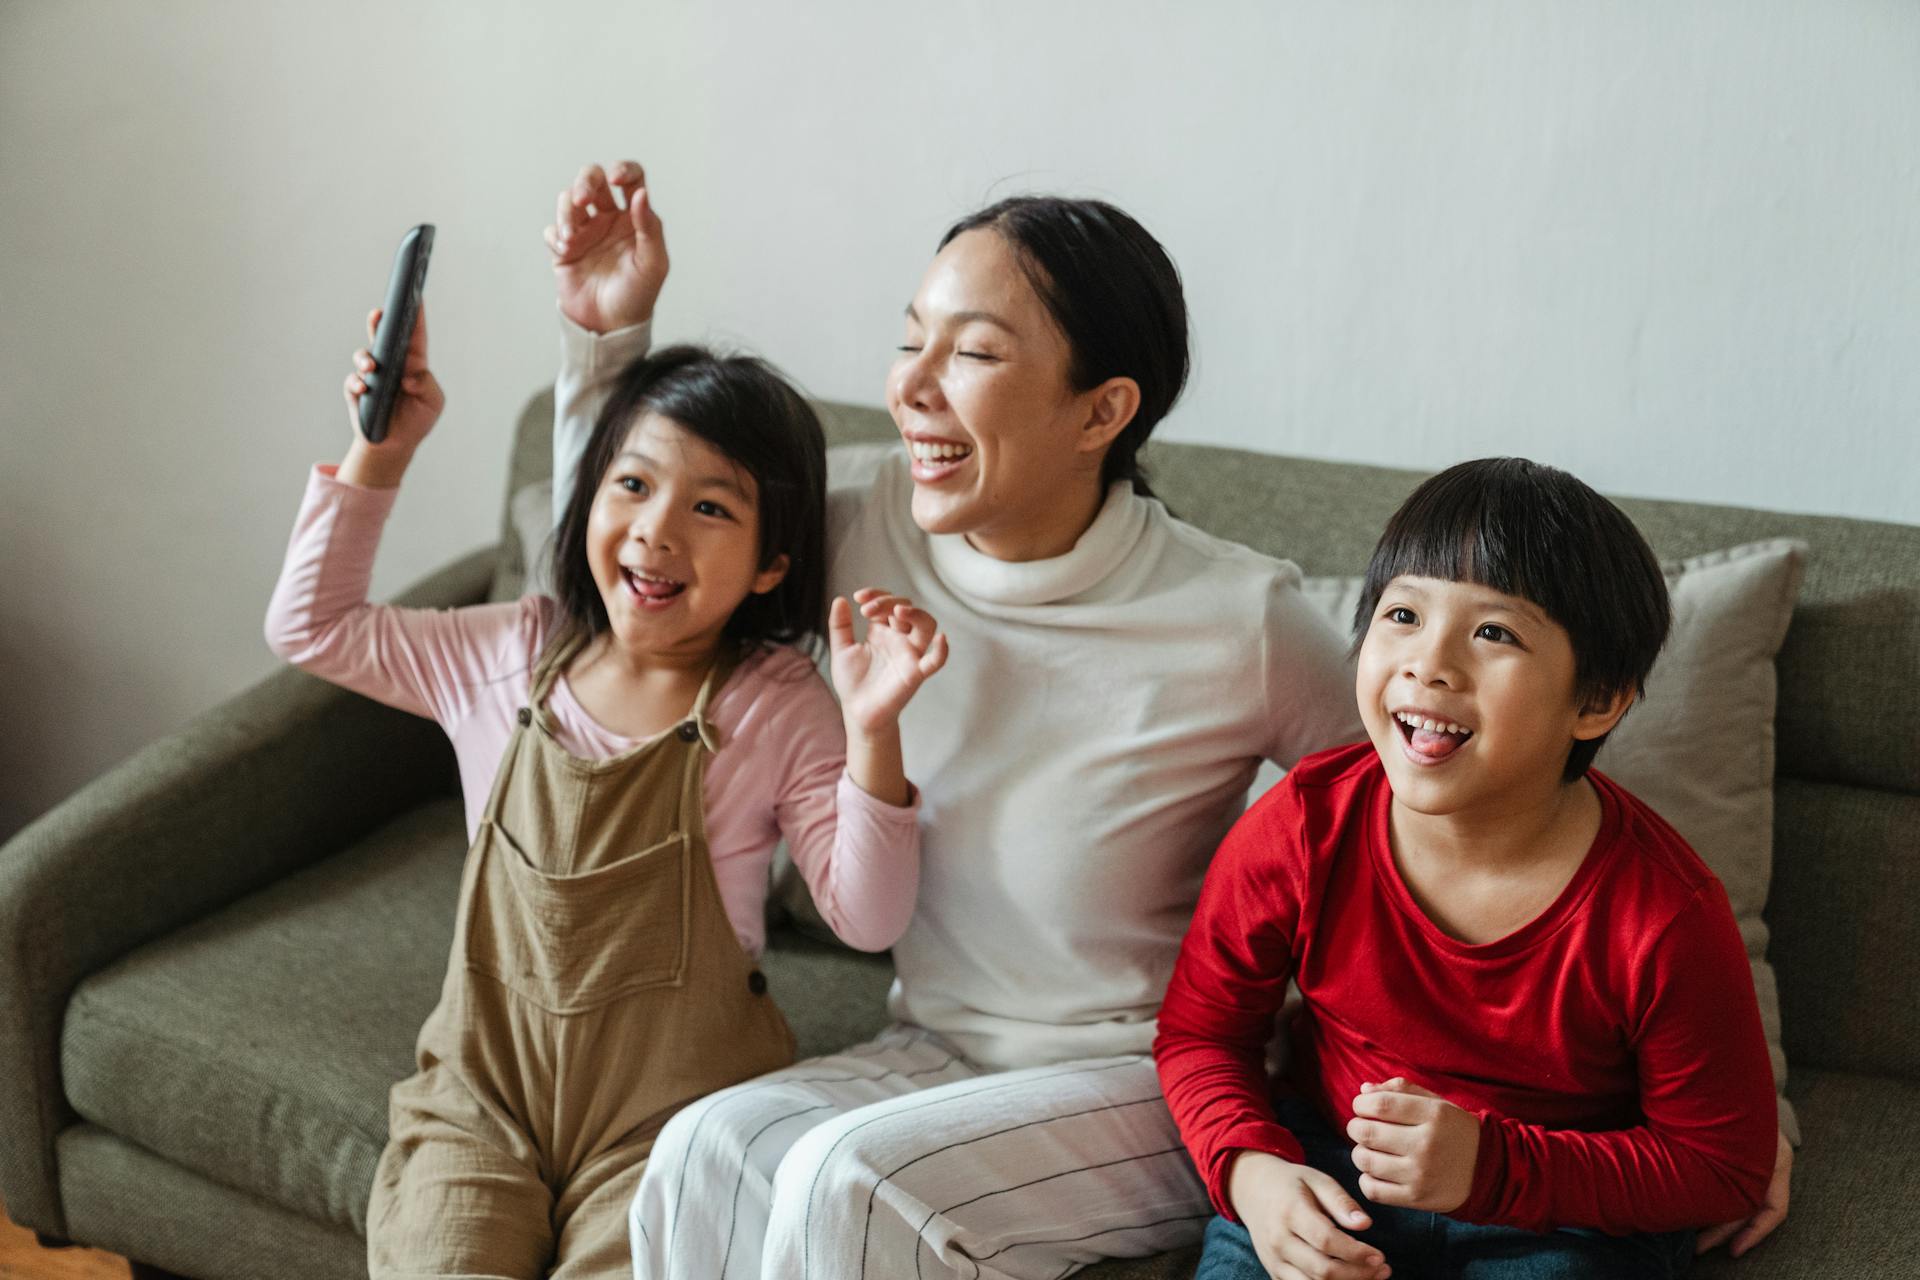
[1195,1100,1694,1280]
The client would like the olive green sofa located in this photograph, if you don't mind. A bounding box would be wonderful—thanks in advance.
[2,391,1914,1278]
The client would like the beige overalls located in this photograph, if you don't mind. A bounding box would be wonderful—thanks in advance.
[369,633,798,1279]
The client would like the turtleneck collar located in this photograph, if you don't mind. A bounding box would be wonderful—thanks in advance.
[926,482,1150,606]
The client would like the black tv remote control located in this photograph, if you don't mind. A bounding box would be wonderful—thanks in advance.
[358,224,435,443]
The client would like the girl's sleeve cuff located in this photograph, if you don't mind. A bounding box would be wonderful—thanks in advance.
[557,307,653,374]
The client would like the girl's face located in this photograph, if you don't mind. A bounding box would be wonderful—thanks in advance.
[887,229,1111,561]
[586,412,788,662]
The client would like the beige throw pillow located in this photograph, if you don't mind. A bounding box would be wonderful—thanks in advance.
[1302,538,1808,1142]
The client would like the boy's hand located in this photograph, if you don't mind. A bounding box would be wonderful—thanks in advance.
[1695,1129,1792,1257]
[828,588,949,736]
[1346,1078,1480,1213]
[341,305,443,487]
[1226,1150,1389,1280]
[546,160,668,334]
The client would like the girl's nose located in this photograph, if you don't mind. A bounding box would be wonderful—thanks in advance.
[1403,637,1462,688]
[630,506,678,551]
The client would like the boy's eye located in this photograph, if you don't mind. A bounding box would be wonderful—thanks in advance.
[1476,623,1517,644]
[1385,606,1417,625]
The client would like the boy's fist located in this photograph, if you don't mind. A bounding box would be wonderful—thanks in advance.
[546,160,668,334]
[1346,1079,1480,1213]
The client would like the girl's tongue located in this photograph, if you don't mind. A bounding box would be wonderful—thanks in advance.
[626,570,684,601]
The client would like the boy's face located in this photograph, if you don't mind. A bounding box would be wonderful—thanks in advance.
[1355,575,1628,818]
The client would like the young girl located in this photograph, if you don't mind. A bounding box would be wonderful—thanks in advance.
[264,305,947,1279]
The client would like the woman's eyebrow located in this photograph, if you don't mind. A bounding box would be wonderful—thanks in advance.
[903,304,1020,336]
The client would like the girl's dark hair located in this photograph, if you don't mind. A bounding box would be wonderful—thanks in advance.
[939,196,1188,499]
[1351,457,1672,781]
[551,344,827,655]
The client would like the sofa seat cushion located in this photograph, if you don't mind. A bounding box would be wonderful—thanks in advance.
[60,794,901,1237]
[62,799,469,1233]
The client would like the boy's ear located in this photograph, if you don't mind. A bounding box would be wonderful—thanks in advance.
[1076,376,1141,456]
[751,554,790,596]
[1571,685,1637,741]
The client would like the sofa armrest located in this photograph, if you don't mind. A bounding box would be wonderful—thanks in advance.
[0,546,495,1237]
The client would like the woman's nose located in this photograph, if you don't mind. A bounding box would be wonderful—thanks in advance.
[893,347,941,412]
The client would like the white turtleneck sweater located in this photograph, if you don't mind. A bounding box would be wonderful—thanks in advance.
[555,316,1364,1070]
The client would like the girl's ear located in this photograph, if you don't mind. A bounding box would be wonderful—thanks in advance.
[751,553,791,596]
[1572,685,1637,741]
[1076,376,1141,456]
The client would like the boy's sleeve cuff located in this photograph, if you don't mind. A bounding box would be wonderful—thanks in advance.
[1204,1123,1310,1223]
[556,306,652,373]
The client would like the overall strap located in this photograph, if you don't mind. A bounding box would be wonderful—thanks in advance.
[681,644,743,754]
[526,627,590,728]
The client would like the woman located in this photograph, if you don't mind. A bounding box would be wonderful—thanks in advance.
[541,162,1786,1279]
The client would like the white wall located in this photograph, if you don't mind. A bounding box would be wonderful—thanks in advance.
[3,1,1915,837]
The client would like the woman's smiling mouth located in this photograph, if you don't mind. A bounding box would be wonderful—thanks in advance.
[905,435,974,483]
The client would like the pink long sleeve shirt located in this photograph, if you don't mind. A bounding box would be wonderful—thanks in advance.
[264,464,920,956]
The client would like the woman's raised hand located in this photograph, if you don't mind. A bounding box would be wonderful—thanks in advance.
[341,305,443,487]
[546,160,669,334]
[829,588,951,737]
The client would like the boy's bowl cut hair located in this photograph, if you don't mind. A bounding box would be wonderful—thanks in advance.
[550,344,828,656]
[1351,457,1672,781]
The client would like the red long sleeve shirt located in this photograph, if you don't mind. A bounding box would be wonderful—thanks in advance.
[1154,744,1776,1235]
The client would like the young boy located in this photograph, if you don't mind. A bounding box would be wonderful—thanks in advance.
[1155,458,1777,1280]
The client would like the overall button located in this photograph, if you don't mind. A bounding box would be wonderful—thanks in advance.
[676,722,701,743]
[516,708,532,727]
[747,970,768,996]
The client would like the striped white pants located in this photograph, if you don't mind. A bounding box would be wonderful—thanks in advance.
[627,1025,1211,1280]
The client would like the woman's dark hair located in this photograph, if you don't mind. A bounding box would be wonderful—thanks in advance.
[939,196,1188,499]
[550,344,827,655]
[1351,457,1671,781]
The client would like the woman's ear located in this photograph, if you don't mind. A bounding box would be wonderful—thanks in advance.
[751,553,791,596]
[1572,685,1637,741]
[1076,376,1142,456]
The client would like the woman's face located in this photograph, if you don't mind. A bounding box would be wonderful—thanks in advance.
[886,229,1108,561]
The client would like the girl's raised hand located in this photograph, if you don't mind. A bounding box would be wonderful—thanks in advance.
[829,588,950,736]
[341,305,444,487]
[546,160,668,334]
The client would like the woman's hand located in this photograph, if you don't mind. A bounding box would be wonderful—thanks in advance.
[1226,1150,1389,1280]
[547,160,668,334]
[830,589,950,737]
[340,305,443,488]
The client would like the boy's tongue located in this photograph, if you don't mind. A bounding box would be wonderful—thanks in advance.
[1410,725,1468,759]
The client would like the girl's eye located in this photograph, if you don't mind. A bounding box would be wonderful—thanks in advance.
[1476,623,1517,644]
[618,476,647,495]
[694,500,732,519]
[1385,606,1417,625]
